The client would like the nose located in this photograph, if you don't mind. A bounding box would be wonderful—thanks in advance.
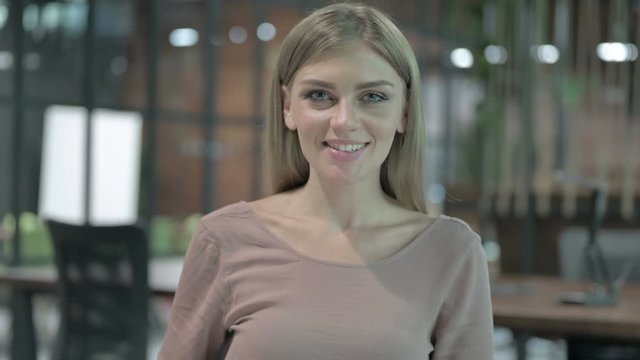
[330,99,359,133]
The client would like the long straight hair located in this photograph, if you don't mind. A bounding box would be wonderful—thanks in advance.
[265,3,427,213]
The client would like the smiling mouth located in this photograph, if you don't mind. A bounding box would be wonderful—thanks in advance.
[323,142,369,153]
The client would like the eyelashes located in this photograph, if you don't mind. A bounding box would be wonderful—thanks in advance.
[301,90,390,104]
[302,90,332,102]
[361,92,389,103]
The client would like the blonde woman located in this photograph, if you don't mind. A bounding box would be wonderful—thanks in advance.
[159,3,493,359]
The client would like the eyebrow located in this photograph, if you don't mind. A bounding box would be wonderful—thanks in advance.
[298,79,395,89]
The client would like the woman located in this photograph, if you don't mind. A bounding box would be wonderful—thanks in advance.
[159,3,493,359]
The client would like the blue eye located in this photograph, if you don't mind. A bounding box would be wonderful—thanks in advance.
[303,90,332,102]
[362,92,388,103]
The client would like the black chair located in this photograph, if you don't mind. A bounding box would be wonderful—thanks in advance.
[47,220,149,360]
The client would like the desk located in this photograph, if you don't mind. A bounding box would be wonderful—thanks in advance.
[0,257,183,295]
[5,268,640,358]
[492,275,640,359]
[0,257,184,360]
[493,274,640,340]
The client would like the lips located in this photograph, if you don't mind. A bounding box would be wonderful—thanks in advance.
[323,141,369,153]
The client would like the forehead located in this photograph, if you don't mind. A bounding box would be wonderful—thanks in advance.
[292,42,403,86]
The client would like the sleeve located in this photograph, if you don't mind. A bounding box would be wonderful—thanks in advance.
[158,221,229,360]
[431,233,494,360]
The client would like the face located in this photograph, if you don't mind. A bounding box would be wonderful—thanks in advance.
[282,42,406,186]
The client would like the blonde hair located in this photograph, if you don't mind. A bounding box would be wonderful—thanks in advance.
[265,3,427,213]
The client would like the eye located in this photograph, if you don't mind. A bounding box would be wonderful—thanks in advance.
[361,92,388,103]
[303,90,333,102]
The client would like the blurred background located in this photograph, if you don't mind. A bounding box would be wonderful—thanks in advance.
[0,0,639,359]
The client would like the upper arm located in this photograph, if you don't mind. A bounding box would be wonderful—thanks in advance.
[158,221,229,360]
[431,232,494,360]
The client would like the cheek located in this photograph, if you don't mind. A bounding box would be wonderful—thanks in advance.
[292,112,328,158]
[366,100,403,122]
[367,110,403,136]
[294,108,329,134]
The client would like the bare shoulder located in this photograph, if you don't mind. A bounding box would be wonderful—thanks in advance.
[245,192,308,235]
[384,201,437,231]
[370,203,439,246]
[247,192,296,217]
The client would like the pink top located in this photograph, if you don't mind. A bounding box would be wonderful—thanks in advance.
[159,202,493,360]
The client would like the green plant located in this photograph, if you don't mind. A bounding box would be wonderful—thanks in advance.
[1,212,54,265]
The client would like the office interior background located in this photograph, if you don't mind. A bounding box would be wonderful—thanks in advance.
[0,0,639,359]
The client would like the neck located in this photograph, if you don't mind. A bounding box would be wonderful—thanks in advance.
[290,170,397,231]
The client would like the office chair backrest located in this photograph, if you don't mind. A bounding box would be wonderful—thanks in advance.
[47,220,149,360]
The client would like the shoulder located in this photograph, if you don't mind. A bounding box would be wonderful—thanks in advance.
[200,201,253,227]
[433,215,480,239]
[193,201,258,248]
[427,215,483,257]
[247,192,295,214]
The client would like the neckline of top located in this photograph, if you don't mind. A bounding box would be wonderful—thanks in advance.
[237,201,443,269]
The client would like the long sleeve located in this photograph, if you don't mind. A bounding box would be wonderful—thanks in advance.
[158,221,229,360]
[431,234,494,360]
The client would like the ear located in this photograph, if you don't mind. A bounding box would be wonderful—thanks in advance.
[282,85,296,130]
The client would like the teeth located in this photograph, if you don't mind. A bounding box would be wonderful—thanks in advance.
[327,143,365,152]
